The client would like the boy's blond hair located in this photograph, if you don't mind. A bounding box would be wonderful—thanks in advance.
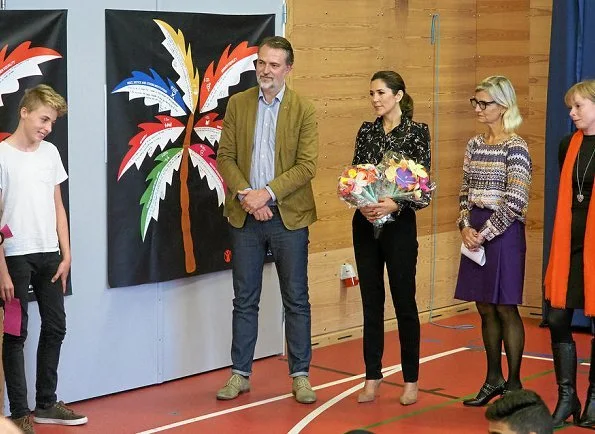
[18,84,67,117]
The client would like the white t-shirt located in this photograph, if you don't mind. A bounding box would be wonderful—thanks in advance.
[0,140,68,256]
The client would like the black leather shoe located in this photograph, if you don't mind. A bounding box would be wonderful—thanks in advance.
[463,381,505,407]
[578,383,595,427]
[552,342,581,427]
[578,339,595,427]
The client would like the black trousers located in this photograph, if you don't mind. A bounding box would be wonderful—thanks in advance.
[352,209,420,382]
[3,252,66,418]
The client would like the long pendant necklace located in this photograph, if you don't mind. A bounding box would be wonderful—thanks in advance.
[576,143,595,202]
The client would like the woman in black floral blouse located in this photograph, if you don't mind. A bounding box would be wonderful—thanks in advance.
[351,71,431,405]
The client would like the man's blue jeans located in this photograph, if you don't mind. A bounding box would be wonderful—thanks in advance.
[230,208,311,377]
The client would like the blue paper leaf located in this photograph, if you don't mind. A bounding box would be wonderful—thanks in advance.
[113,69,187,116]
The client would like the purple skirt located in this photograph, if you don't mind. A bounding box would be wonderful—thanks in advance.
[454,208,526,305]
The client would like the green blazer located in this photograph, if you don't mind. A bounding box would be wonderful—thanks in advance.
[217,86,318,229]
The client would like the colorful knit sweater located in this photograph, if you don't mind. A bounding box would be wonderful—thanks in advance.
[457,134,532,240]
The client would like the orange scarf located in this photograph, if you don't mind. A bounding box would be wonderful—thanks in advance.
[545,130,595,315]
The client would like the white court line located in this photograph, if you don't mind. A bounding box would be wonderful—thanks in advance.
[518,354,553,362]
[519,353,589,366]
[287,347,468,434]
[135,358,437,433]
[138,346,558,434]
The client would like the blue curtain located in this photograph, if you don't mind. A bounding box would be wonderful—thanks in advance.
[543,0,595,327]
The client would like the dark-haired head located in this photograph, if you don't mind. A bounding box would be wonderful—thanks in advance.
[258,36,294,66]
[371,71,414,119]
[485,390,553,434]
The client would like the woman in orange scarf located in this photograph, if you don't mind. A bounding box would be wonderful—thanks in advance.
[545,79,595,428]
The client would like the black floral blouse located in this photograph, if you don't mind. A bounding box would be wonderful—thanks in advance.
[352,116,432,210]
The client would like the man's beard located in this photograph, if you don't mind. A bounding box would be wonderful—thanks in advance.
[257,76,274,90]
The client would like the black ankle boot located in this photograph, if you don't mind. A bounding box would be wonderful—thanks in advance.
[551,342,581,427]
[579,338,595,427]
[463,380,505,407]
[579,383,595,427]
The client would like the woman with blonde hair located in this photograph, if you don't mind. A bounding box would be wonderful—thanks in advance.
[454,76,532,406]
[545,79,595,427]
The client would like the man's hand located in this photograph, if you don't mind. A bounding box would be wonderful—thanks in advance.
[238,188,272,214]
[0,270,14,303]
[51,256,71,294]
[252,205,274,222]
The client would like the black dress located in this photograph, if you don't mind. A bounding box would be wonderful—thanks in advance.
[558,134,595,308]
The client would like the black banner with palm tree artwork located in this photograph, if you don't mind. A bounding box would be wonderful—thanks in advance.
[106,10,274,288]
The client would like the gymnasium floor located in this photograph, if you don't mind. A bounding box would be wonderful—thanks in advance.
[31,313,591,433]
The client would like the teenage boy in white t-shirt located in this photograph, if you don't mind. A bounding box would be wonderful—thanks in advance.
[0,85,87,433]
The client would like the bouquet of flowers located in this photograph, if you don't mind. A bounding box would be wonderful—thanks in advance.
[375,151,435,204]
[337,164,395,235]
[337,153,435,238]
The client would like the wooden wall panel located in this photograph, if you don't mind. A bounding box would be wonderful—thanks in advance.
[287,0,552,338]
[287,0,388,256]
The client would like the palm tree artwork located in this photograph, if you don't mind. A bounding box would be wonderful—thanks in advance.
[113,19,258,273]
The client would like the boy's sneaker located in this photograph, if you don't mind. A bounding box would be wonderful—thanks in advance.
[33,401,88,426]
[11,415,35,434]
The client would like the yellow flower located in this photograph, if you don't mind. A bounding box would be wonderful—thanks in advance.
[385,166,397,182]
[407,160,428,178]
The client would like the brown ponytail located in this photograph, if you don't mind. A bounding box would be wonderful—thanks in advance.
[400,92,414,119]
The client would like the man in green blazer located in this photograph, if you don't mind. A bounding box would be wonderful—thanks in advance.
[216,36,318,404]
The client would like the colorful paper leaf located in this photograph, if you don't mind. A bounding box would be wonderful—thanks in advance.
[118,115,185,180]
[189,144,225,206]
[139,147,183,240]
[0,41,61,106]
[193,113,223,145]
[396,168,416,190]
[112,69,187,116]
[199,42,258,113]
[0,224,13,239]
[154,20,199,113]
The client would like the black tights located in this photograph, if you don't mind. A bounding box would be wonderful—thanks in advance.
[547,306,591,344]
[476,302,525,390]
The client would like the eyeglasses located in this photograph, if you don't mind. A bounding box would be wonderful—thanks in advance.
[470,98,497,110]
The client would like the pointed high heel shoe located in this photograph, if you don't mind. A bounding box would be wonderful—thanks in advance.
[400,382,419,405]
[357,379,382,403]
[463,380,505,407]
